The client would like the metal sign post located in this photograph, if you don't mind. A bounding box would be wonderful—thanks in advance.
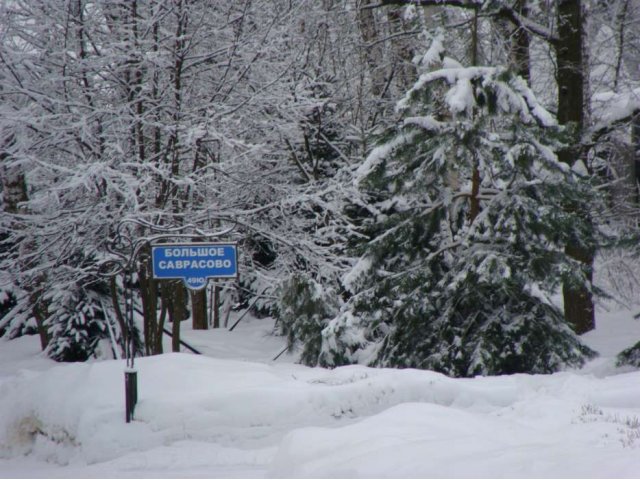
[124,369,137,422]
[99,219,239,424]
[124,268,137,423]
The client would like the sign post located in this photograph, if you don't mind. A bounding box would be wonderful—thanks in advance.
[119,243,238,422]
[124,369,137,423]
[151,243,238,289]
[103,218,239,424]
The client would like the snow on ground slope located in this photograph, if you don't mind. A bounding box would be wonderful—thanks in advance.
[1,312,640,478]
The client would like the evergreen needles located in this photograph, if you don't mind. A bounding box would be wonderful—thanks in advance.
[283,56,604,376]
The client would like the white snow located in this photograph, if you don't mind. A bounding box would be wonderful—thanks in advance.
[354,131,417,185]
[1,310,640,478]
[417,33,444,70]
[445,76,475,115]
[403,115,446,132]
[342,256,372,294]
[592,87,640,132]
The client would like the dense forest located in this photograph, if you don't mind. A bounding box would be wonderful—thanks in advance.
[1,0,640,376]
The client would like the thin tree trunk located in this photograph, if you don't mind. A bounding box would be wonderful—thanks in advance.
[160,280,187,353]
[358,0,386,97]
[171,298,181,352]
[212,282,221,329]
[1,162,28,213]
[110,277,128,356]
[470,9,479,66]
[2,145,50,349]
[30,288,50,351]
[556,1,584,134]
[634,114,640,206]
[468,15,481,224]
[511,0,530,81]
[386,7,418,92]
[191,289,208,330]
[222,285,236,328]
[139,247,160,355]
[469,166,481,223]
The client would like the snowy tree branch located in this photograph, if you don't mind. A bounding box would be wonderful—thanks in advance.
[372,0,559,45]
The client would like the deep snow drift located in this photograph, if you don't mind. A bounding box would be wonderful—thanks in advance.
[1,308,640,478]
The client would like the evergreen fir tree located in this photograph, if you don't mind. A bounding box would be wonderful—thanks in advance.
[617,340,640,368]
[617,312,640,368]
[276,273,339,365]
[44,281,110,362]
[0,288,18,338]
[315,48,601,376]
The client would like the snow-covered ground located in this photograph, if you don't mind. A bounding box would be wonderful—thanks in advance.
[2,307,640,478]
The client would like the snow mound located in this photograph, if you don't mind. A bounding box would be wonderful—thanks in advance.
[3,307,640,477]
[1,351,640,477]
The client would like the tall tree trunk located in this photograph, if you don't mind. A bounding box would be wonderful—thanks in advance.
[139,250,161,355]
[171,294,181,353]
[164,280,187,352]
[511,0,530,81]
[358,0,386,98]
[556,0,595,334]
[1,159,28,213]
[191,289,208,330]
[386,7,418,92]
[495,0,530,81]
[110,277,128,357]
[556,1,584,139]
[634,115,640,205]
[175,283,187,351]
[2,143,50,349]
[29,288,50,351]
[212,282,221,329]
[608,137,638,213]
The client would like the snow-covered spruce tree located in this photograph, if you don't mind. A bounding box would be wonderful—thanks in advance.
[276,273,339,365]
[316,51,601,376]
[617,337,640,368]
[43,280,109,362]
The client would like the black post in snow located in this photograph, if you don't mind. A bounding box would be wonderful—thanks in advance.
[124,268,138,423]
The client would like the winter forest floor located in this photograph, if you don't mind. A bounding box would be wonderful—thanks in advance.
[2,303,640,478]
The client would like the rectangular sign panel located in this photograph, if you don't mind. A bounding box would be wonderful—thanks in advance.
[151,243,238,290]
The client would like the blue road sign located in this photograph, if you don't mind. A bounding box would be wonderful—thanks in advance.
[151,243,238,290]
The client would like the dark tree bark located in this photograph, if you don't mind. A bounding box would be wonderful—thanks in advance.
[110,277,128,357]
[495,0,530,81]
[212,282,221,329]
[2,141,50,349]
[556,1,584,131]
[139,252,161,355]
[634,115,640,197]
[191,289,208,330]
[159,280,188,353]
[386,7,418,91]
[511,0,531,81]
[555,0,595,334]
[1,160,28,213]
[358,0,386,98]
[29,288,50,351]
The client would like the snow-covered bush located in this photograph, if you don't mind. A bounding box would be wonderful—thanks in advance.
[43,281,112,362]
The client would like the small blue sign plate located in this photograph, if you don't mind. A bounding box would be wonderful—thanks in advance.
[151,243,238,290]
